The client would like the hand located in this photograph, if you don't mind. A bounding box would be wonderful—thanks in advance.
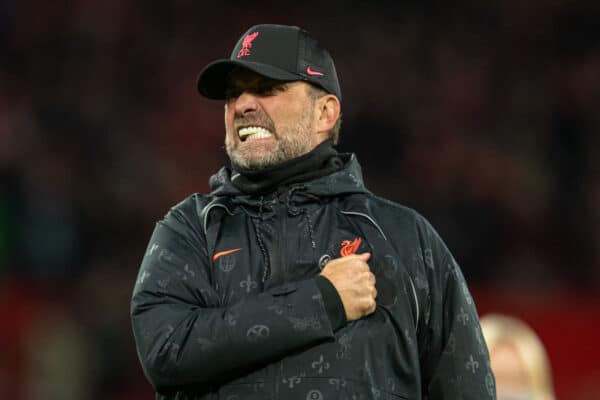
[319,253,377,321]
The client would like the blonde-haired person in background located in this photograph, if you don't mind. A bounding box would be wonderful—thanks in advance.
[481,314,556,400]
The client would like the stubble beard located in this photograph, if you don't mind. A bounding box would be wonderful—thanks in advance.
[226,107,315,171]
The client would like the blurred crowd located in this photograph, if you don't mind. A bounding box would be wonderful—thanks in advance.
[0,0,599,398]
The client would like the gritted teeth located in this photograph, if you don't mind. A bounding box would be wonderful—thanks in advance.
[238,126,273,141]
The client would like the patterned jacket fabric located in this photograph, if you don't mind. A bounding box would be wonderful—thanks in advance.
[131,155,496,399]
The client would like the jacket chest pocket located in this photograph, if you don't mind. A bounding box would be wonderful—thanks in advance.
[210,215,267,304]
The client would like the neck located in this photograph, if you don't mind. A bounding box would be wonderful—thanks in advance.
[231,140,343,194]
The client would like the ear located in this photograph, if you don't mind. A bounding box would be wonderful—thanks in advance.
[314,94,341,138]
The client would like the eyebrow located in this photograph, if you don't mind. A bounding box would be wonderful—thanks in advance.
[229,76,286,89]
[225,78,291,100]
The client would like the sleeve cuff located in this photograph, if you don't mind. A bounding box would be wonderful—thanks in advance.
[314,275,347,331]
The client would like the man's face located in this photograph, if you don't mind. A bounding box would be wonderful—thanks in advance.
[224,69,319,171]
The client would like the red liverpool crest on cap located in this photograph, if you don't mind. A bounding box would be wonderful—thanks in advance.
[237,31,259,58]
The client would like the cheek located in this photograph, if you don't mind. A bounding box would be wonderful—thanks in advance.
[224,103,233,125]
[270,104,303,131]
[224,105,236,136]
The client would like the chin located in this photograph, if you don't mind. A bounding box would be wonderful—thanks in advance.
[246,157,283,170]
[230,152,274,170]
[234,144,280,165]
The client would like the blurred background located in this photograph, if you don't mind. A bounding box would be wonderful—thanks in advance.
[1,0,599,398]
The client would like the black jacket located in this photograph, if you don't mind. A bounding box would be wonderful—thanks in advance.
[131,155,496,399]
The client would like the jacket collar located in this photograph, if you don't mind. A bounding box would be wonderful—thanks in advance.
[208,153,369,205]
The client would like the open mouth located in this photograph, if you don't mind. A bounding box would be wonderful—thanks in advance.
[238,126,274,142]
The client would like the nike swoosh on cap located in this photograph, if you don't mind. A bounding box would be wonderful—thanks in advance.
[306,66,324,76]
[213,248,242,262]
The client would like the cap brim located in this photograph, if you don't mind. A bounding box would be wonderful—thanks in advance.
[197,59,302,99]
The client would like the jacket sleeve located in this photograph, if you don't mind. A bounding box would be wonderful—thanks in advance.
[130,198,337,392]
[415,216,496,399]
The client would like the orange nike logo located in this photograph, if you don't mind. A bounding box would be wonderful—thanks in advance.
[212,248,242,262]
[306,66,324,76]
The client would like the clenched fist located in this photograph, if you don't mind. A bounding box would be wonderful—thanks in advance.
[319,253,377,321]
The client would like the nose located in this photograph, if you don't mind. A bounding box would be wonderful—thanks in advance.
[232,91,259,116]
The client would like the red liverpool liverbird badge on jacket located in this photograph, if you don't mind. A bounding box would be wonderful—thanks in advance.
[340,237,362,256]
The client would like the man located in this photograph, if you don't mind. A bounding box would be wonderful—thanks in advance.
[131,24,496,399]
[481,314,555,400]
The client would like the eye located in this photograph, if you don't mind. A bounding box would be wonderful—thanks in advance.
[253,83,287,96]
[224,87,243,100]
[224,82,287,99]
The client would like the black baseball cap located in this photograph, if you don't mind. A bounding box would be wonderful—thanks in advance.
[197,24,341,101]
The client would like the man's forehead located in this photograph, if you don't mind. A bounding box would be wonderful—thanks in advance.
[227,68,292,89]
